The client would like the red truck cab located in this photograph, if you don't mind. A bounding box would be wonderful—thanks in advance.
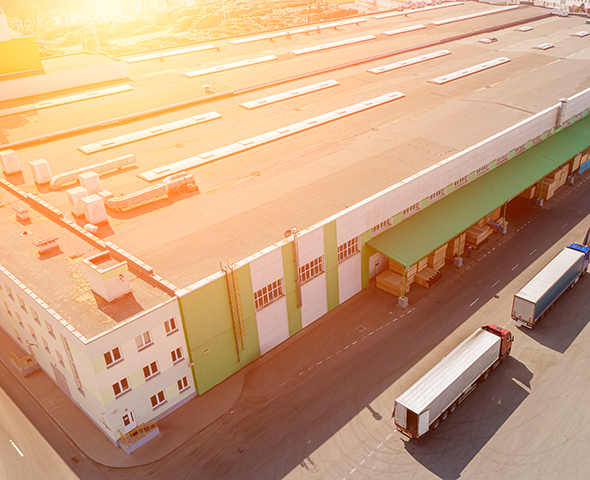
[482,324,513,359]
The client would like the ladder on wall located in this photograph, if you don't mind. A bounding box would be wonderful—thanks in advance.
[220,260,245,362]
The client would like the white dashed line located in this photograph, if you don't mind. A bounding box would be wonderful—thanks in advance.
[377,442,384,449]
[10,440,23,457]
[344,345,350,350]
[492,280,500,288]
[562,223,569,229]
[368,451,375,457]
[470,298,479,307]
[352,341,357,345]
[529,249,537,256]
[369,332,374,336]
[317,361,322,366]
[350,468,357,474]
[511,263,519,271]
[359,459,365,466]
[386,433,392,440]
[327,356,332,360]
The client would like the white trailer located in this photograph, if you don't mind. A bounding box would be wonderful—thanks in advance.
[512,243,589,328]
[394,325,513,440]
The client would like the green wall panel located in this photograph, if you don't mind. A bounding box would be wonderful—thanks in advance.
[0,37,42,75]
[324,221,339,312]
[282,243,302,336]
[360,230,373,289]
[179,264,260,394]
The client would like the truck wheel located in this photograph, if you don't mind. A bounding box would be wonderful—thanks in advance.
[441,410,448,422]
[431,419,440,431]
[450,402,457,414]
[481,369,490,381]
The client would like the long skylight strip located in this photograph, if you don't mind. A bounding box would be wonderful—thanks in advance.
[239,80,339,109]
[384,25,427,36]
[291,35,376,56]
[368,50,451,74]
[184,55,278,77]
[230,19,367,45]
[427,57,510,85]
[138,91,405,182]
[125,45,218,63]
[0,85,133,118]
[431,5,519,26]
[78,112,221,154]
[373,2,464,19]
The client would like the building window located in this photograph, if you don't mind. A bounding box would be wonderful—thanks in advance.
[454,175,469,189]
[165,318,178,335]
[32,309,41,325]
[299,256,324,285]
[496,153,509,165]
[112,378,131,398]
[104,347,123,368]
[46,320,55,338]
[171,347,184,364]
[28,324,36,341]
[338,237,360,264]
[57,351,65,367]
[429,188,445,203]
[4,301,12,318]
[178,376,190,393]
[254,279,284,310]
[135,331,153,351]
[5,285,13,300]
[143,361,159,380]
[476,164,489,176]
[371,219,391,235]
[402,202,420,218]
[42,337,50,353]
[150,390,167,409]
[18,296,27,313]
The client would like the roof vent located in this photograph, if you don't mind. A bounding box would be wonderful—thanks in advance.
[556,98,568,127]
[83,252,131,302]
[34,236,59,255]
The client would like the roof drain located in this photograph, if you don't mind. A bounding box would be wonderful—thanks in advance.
[556,98,568,128]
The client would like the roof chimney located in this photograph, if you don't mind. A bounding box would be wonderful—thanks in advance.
[83,252,131,302]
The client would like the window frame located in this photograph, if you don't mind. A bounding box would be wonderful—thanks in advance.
[338,237,360,264]
[18,296,27,313]
[371,219,391,236]
[254,279,284,311]
[402,202,420,218]
[104,347,123,368]
[45,320,55,338]
[178,376,190,393]
[42,336,50,353]
[143,361,160,381]
[299,256,325,285]
[135,331,153,352]
[164,318,178,336]
[112,377,131,398]
[171,347,184,364]
[454,175,469,189]
[150,390,167,409]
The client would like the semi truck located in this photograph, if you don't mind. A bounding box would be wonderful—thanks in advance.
[511,242,590,329]
[393,324,513,440]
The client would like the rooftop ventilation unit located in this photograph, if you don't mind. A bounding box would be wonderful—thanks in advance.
[34,237,59,255]
[83,252,131,302]
[556,98,568,127]
[0,149,21,174]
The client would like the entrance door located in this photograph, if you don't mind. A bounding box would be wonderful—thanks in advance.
[122,411,137,433]
[51,363,71,397]
[369,252,388,278]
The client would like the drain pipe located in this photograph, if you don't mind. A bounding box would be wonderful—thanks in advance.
[285,227,302,308]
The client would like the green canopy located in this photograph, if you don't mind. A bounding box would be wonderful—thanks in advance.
[368,115,590,267]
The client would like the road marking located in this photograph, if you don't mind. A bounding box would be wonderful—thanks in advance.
[352,341,357,345]
[529,249,537,255]
[408,308,415,313]
[344,345,350,350]
[368,450,375,457]
[10,440,23,457]
[470,298,479,307]
[562,222,568,229]
[350,468,357,474]
[385,322,390,326]
[299,372,304,375]
[386,433,392,440]
[359,459,365,466]
[511,263,519,271]
[316,361,322,365]
[327,356,332,360]
[369,331,374,336]
[377,326,383,331]
[377,442,384,448]
[492,280,500,288]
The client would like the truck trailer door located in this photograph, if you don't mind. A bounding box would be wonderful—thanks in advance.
[395,403,407,428]
[418,410,430,437]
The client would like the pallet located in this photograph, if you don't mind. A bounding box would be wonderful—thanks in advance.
[414,266,442,288]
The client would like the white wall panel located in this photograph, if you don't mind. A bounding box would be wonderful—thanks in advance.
[301,274,328,328]
[255,297,289,355]
[298,227,325,266]
[338,254,362,304]
[250,245,284,292]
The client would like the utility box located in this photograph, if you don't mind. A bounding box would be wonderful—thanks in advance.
[66,186,88,216]
[81,194,108,224]
[29,159,52,184]
[0,149,21,174]
[79,171,102,195]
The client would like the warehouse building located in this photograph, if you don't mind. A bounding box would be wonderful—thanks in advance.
[1,2,590,448]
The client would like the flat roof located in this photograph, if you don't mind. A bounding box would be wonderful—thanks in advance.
[2,4,590,292]
[0,189,172,340]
